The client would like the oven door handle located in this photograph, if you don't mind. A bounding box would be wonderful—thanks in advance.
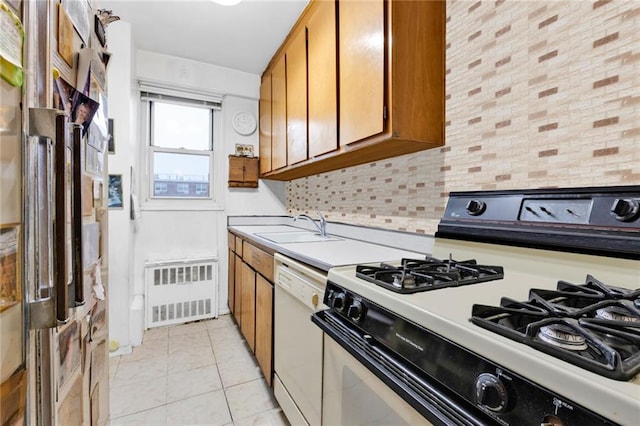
[311,310,494,426]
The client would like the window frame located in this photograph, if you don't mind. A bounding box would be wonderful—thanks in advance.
[139,90,224,211]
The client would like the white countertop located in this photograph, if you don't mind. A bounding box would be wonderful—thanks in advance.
[228,224,429,271]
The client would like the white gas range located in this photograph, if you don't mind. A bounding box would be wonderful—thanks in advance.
[313,186,640,425]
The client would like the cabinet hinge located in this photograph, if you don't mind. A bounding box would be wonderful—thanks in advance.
[383,105,388,120]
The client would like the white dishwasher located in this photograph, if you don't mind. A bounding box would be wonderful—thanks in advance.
[274,253,327,426]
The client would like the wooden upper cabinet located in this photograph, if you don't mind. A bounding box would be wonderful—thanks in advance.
[339,0,384,146]
[271,55,287,170]
[259,74,272,175]
[308,0,338,158]
[258,0,444,181]
[286,29,308,165]
[228,156,259,188]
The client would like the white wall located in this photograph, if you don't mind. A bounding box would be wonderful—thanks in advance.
[107,21,136,352]
[107,23,286,352]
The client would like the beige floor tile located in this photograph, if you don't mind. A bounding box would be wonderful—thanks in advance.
[233,408,289,426]
[110,376,167,419]
[112,355,168,386]
[211,339,252,365]
[205,314,235,330]
[225,379,277,422]
[109,356,120,381]
[166,364,223,403]
[165,389,231,426]
[167,346,216,375]
[217,350,262,388]
[169,330,212,352]
[121,339,169,363]
[208,325,244,347]
[110,405,167,425]
[168,321,211,337]
[143,326,169,343]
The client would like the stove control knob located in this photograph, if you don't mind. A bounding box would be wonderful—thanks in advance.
[475,373,509,413]
[466,200,487,216]
[611,198,640,222]
[330,291,347,312]
[347,299,365,322]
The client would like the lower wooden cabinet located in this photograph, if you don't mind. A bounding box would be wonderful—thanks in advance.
[233,253,243,324]
[240,262,256,351]
[228,250,235,314]
[255,275,273,386]
[228,232,274,385]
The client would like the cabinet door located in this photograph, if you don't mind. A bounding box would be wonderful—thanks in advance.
[271,55,287,170]
[228,250,235,314]
[255,275,273,386]
[244,158,259,184]
[240,262,256,351]
[286,28,308,165]
[234,254,243,324]
[339,0,385,146]
[308,0,338,158]
[259,74,272,175]
[228,156,245,183]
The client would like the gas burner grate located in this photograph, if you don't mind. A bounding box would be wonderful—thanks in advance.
[356,255,504,294]
[471,275,640,380]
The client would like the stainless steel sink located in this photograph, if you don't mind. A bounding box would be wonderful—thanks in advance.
[255,230,341,244]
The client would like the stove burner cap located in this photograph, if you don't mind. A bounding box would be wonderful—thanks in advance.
[596,306,639,322]
[538,324,588,351]
[393,273,416,289]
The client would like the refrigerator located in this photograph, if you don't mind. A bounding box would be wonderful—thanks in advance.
[1,1,110,424]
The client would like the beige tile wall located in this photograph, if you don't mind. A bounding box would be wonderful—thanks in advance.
[287,0,640,235]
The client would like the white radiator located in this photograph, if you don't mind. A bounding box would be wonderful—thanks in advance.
[144,257,218,329]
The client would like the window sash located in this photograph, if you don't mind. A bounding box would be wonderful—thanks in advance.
[149,147,214,200]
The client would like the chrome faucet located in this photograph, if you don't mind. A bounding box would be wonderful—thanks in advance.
[293,211,327,237]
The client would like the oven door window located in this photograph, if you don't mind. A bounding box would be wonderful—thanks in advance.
[323,335,432,426]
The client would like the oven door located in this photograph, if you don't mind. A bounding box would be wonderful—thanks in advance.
[322,334,431,425]
[312,311,493,426]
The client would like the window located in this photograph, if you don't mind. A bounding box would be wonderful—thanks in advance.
[195,184,208,196]
[154,182,168,194]
[176,183,189,195]
[140,86,223,210]
[149,100,214,199]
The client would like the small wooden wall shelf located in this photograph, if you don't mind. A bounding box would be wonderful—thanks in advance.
[228,155,259,188]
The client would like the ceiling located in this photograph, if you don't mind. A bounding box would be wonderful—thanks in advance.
[99,0,310,75]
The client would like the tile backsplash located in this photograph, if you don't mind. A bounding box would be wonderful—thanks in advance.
[287,0,640,235]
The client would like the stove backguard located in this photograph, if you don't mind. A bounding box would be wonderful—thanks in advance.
[437,186,640,259]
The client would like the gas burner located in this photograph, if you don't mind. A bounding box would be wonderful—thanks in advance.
[538,324,588,351]
[595,306,640,323]
[392,273,416,289]
[356,255,504,294]
[471,275,640,380]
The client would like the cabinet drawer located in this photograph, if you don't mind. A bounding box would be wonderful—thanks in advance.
[228,232,236,253]
[243,241,274,282]
[235,236,244,257]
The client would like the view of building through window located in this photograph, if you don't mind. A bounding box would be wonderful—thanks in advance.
[150,101,213,198]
